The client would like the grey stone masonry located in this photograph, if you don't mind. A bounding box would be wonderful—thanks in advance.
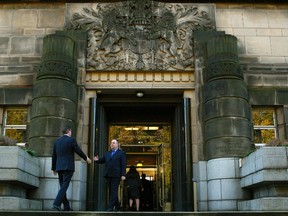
[0,146,40,186]
[0,4,65,86]
[239,147,288,211]
[0,146,41,210]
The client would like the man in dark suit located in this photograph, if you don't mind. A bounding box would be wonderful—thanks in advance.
[94,139,126,211]
[51,125,91,211]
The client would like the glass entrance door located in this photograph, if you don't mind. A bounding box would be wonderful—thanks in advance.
[109,125,171,211]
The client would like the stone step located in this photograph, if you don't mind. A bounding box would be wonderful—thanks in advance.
[0,212,288,216]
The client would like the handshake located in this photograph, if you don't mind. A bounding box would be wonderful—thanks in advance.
[86,156,92,164]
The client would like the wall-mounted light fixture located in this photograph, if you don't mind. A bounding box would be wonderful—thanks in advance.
[136,91,144,97]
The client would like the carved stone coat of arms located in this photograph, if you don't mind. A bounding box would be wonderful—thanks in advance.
[66,0,215,71]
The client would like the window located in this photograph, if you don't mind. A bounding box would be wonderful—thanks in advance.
[252,108,277,144]
[3,108,28,143]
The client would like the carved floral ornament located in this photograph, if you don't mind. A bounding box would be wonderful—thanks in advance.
[66,0,215,71]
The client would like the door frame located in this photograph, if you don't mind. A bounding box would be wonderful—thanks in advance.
[87,94,193,211]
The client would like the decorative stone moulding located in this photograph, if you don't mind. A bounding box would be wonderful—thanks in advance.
[66,0,216,71]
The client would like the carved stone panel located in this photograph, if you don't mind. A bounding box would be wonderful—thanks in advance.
[66,1,215,71]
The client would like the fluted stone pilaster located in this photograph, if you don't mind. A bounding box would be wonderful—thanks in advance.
[204,34,252,160]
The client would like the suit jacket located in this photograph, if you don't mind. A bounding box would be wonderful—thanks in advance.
[52,135,87,172]
[96,149,126,178]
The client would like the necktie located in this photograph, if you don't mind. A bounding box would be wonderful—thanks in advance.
[111,150,116,157]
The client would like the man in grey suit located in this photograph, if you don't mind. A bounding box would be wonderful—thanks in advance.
[94,139,126,211]
[51,125,91,211]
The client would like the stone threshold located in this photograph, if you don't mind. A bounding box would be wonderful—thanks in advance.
[1,211,288,216]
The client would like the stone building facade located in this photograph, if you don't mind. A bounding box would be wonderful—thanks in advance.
[0,0,288,212]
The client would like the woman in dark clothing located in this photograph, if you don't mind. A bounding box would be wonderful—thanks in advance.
[125,165,143,211]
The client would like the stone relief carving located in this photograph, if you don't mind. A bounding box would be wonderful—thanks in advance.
[66,0,215,71]
[38,61,74,81]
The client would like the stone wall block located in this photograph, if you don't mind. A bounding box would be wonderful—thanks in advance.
[0,197,42,211]
[243,10,268,28]
[24,28,45,36]
[0,10,12,27]
[31,97,76,120]
[29,117,74,139]
[246,36,271,55]
[10,36,35,54]
[12,10,38,28]
[244,74,263,86]
[277,90,288,105]
[255,147,288,170]
[31,178,59,199]
[206,137,251,159]
[197,181,208,202]
[267,11,288,28]
[271,37,288,56]
[39,9,65,28]
[209,200,237,211]
[205,118,251,139]
[32,79,77,103]
[205,98,249,120]
[0,37,9,54]
[221,179,243,200]
[249,89,276,105]
[207,158,240,180]
[36,37,44,55]
[241,147,288,189]
[204,79,248,103]
[239,197,288,211]
[208,179,221,200]
[216,9,243,28]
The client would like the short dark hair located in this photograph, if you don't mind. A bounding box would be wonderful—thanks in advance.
[62,125,71,134]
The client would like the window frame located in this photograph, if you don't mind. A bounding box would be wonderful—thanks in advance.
[3,107,28,143]
[252,107,278,145]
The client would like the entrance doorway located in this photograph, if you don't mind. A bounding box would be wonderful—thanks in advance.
[86,93,193,211]
[109,124,171,211]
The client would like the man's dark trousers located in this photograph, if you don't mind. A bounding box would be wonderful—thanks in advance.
[53,170,74,209]
[107,177,121,210]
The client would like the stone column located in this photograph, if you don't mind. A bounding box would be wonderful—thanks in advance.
[29,34,77,156]
[203,34,251,210]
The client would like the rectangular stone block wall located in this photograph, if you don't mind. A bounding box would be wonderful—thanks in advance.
[239,147,288,211]
[0,3,65,87]
[216,4,288,65]
[30,157,88,210]
[0,146,42,210]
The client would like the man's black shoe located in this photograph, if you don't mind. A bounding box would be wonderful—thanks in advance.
[64,207,73,211]
[52,205,62,211]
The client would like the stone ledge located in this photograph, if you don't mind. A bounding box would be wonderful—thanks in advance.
[241,147,288,178]
[0,146,40,184]
[238,197,288,211]
[0,197,42,211]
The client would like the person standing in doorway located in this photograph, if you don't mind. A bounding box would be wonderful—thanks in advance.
[94,139,126,211]
[125,165,143,211]
[51,125,91,211]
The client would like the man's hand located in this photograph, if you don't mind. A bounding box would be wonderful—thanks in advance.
[121,176,126,181]
[94,155,99,161]
[86,157,92,164]
[52,170,57,176]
